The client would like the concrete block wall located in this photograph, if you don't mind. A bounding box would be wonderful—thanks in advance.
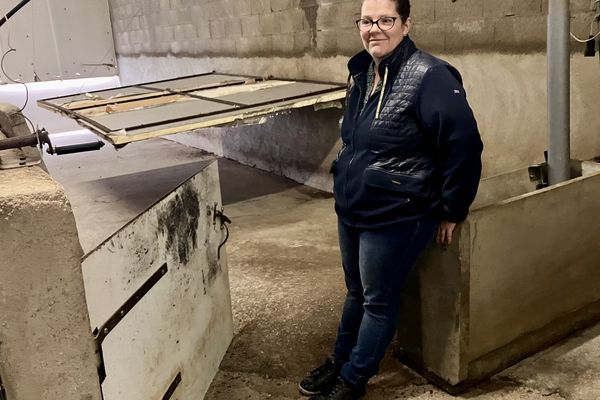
[109,0,598,58]
[110,0,600,183]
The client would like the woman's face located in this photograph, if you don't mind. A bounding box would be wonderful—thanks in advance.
[360,0,411,63]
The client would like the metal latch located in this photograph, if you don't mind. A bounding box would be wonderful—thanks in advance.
[212,203,231,259]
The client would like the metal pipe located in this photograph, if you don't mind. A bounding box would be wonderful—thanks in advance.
[0,133,38,151]
[0,0,32,29]
[547,0,571,184]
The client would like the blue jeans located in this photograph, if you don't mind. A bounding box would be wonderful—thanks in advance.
[332,219,437,389]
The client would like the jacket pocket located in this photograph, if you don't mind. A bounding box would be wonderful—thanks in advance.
[363,168,431,198]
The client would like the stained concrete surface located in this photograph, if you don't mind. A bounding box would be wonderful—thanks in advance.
[43,134,296,254]
[204,184,600,400]
[0,166,101,400]
[44,137,600,399]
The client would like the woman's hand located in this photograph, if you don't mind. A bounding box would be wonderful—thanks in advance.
[436,221,457,247]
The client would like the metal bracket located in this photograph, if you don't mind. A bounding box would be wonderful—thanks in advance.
[529,162,549,189]
[162,372,182,400]
[93,263,168,384]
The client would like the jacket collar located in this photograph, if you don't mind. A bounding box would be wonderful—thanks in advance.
[348,36,418,79]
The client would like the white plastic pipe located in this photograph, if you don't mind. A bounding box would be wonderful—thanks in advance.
[547,0,571,184]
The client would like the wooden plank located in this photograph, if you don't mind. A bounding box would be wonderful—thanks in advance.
[218,82,341,105]
[77,94,187,117]
[75,81,293,118]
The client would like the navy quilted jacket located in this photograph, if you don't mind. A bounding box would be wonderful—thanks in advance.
[332,37,483,227]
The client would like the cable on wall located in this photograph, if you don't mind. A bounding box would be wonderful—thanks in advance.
[570,0,600,42]
[1,47,30,113]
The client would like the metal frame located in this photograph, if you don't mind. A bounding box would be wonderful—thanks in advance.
[38,72,346,146]
[39,71,344,106]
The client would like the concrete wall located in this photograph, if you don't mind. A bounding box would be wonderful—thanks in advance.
[147,52,600,183]
[109,0,600,180]
[109,0,595,57]
[167,106,342,192]
[397,165,600,390]
[0,166,101,400]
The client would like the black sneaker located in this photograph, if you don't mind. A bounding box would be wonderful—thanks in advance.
[308,376,365,400]
[299,359,341,396]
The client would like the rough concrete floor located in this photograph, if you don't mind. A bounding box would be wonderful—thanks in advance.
[44,137,600,400]
[204,180,600,400]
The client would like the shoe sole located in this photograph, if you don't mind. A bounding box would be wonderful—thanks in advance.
[298,384,320,396]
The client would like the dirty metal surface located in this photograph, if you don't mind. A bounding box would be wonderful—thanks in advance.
[81,160,233,400]
[38,72,346,146]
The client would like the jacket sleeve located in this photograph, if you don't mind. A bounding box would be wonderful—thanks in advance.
[416,65,484,223]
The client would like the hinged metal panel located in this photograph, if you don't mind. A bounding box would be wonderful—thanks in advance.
[81,160,233,400]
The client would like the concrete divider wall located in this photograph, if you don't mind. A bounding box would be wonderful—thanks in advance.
[467,169,600,363]
[397,166,600,390]
[0,166,101,400]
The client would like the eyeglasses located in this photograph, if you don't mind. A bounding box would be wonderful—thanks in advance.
[355,16,398,32]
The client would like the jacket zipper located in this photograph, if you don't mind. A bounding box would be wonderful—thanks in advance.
[343,73,364,220]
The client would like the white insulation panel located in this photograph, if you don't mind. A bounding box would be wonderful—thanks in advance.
[0,0,116,82]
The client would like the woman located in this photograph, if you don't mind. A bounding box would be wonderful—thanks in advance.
[299,0,483,399]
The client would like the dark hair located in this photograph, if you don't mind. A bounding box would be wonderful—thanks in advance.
[395,0,411,23]
[362,0,411,23]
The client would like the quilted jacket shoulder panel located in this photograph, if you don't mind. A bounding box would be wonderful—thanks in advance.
[373,51,446,131]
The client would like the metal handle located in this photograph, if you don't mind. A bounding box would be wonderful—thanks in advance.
[213,203,231,259]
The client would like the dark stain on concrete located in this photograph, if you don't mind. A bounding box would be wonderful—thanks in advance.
[300,0,319,48]
[158,183,200,265]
